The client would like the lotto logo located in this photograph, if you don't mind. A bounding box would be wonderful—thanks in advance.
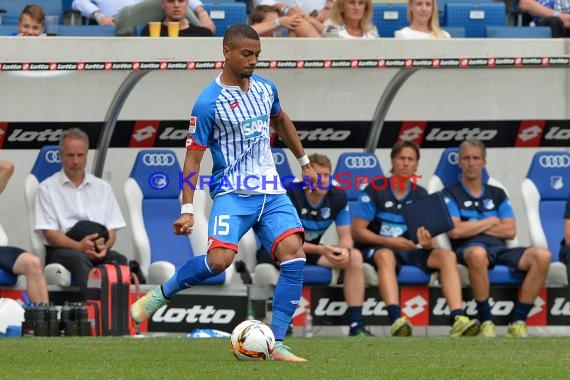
[402,295,428,318]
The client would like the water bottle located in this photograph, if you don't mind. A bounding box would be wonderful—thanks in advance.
[303,308,313,338]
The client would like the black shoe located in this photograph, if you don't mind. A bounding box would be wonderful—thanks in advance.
[349,326,374,337]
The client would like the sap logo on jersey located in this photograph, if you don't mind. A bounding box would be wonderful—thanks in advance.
[380,222,405,237]
[241,115,268,140]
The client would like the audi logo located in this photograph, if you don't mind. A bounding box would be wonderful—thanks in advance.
[148,172,169,190]
[142,153,176,167]
[538,155,570,168]
[344,155,377,169]
[273,151,286,166]
[44,150,60,164]
[447,152,459,165]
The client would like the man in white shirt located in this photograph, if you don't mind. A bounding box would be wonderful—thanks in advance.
[35,128,127,299]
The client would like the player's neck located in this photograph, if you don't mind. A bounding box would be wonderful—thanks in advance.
[220,72,249,91]
[306,191,325,207]
[461,177,483,197]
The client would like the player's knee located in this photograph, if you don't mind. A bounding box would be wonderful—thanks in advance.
[464,247,488,268]
[374,249,394,267]
[529,247,551,268]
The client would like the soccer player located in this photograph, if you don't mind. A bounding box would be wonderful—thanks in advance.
[443,139,551,337]
[131,24,317,362]
[288,153,370,337]
[352,141,480,337]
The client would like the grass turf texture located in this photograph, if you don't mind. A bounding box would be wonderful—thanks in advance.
[1,336,569,379]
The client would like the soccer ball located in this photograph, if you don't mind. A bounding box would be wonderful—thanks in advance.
[230,320,275,361]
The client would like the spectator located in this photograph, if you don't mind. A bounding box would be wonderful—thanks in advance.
[131,25,318,361]
[253,0,322,36]
[251,5,317,37]
[395,0,450,39]
[322,0,378,38]
[519,0,570,38]
[352,141,480,337]
[559,192,570,297]
[0,159,49,304]
[34,128,128,300]
[443,139,551,337]
[140,0,213,36]
[18,4,46,37]
[288,153,371,336]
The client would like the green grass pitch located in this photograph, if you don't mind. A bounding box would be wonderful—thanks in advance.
[1,336,570,379]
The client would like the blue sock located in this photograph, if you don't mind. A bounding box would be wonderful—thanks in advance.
[449,309,465,325]
[271,258,305,340]
[386,304,401,324]
[162,255,214,298]
[476,299,492,322]
[513,302,533,323]
[347,306,364,331]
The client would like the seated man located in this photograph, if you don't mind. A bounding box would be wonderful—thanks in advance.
[287,153,370,336]
[34,128,127,300]
[560,192,570,297]
[443,139,551,337]
[352,141,480,337]
[0,159,49,304]
[140,0,213,36]
[519,0,570,38]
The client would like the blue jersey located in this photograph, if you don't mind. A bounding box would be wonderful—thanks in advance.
[185,74,284,198]
[443,182,515,250]
[354,178,428,241]
[287,184,350,244]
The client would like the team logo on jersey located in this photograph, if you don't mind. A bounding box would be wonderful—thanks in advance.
[320,207,331,219]
[188,116,197,133]
[240,115,268,140]
[186,135,196,148]
[380,221,406,237]
[483,199,495,210]
[385,201,394,208]
[230,100,239,110]
[464,201,472,207]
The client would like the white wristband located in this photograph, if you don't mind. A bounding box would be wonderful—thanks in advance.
[297,155,310,167]
[181,203,195,215]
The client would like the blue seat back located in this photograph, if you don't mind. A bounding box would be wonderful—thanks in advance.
[525,151,570,256]
[0,0,63,24]
[0,269,17,285]
[203,2,247,37]
[372,3,408,37]
[0,24,16,35]
[445,3,506,37]
[31,145,62,182]
[485,25,551,38]
[129,150,192,269]
[433,147,489,188]
[271,148,295,188]
[444,26,466,37]
[333,152,383,202]
[57,25,116,36]
[437,0,494,25]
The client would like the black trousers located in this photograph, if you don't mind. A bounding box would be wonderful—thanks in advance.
[559,245,570,299]
[538,16,570,38]
[46,246,128,299]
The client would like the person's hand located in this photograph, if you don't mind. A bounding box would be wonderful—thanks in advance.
[416,227,433,250]
[559,13,570,28]
[392,237,417,251]
[314,8,328,22]
[79,233,99,252]
[322,245,349,265]
[279,15,302,29]
[287,6,306,17]
[173,213,195,235]
[84,237,107,261]
[486,216,501,228]
[98,16,114,25]
[301,164,318,192]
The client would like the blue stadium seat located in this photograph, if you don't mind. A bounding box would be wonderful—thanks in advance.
[485,25,551,38]
[271,148,295,189]
[445,2,506,38]
[0,0,63,25]
[437,0,494,26]
[372,3,409,38]
[24,145,76,287]
[333,152,430,285]
[124,149,229,285]
[203,2,247,37]
[0,224,18,286]
[443,26,466,37]
[428,147,522,285]
[0,24,16,35]
[56,25,116,36]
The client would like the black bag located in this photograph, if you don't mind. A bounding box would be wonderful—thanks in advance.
[86,263,133,336]
[66,220,109,242]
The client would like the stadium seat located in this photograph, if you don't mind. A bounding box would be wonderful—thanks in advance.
[0,223,18,286]
[485,25,551,38]
[0,24,16,35]
[0,0,63,25]
[56,25,116,36]
[445,2,506,38]
[203,2,247,37]
[24,145,74,287]
[521,151,570,286]
[124,149,231,285]
[436,0,494,26]
[271,147,295,189]
[333,152,431,285]
[427,147,522,285]
[372,3,409,38]
[443,26,466,38]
